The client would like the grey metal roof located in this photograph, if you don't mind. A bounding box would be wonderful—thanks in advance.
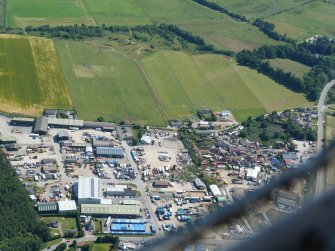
[83,121,115,129]
[33,116,48,133]
[48,117,84,127]
[58,130,69,138]
[194,178,205,188]
[96,147,124,156]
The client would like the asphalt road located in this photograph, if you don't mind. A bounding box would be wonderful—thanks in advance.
[314,79,335,197]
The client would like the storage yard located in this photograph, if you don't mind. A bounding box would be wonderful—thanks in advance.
[0,106,316,250]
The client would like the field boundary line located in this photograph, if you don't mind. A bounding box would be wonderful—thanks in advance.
[78,0,98,26]
[190,55,226,105]
[159,51,197,111]
[135,59,169,124]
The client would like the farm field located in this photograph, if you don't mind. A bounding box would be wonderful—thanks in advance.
[266,2,335,40]
[211,0,311,19]
[0,35,71,115]
[82,0,151,26]
[141,51,312,121]
[55,40,166,126]
[136,0,281,52]
[6,0,280,52]
[6,0,95,27]
[268,58,311,78]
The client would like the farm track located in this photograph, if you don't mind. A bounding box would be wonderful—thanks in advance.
[83,40,169,124]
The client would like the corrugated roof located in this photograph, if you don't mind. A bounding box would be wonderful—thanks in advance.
[12,117,34,122]
[48,117,84,127]
[78,176,101,199]
[58,200,77,211]
[33,116,48,133]
[209,184,222,196]
[96,147,124,156]
[0,136,16,142]
[37,202,57,212]
[81,204,140,216]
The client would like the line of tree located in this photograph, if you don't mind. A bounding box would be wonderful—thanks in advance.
[236,38,335,101]
[24,23,234,56]
[190,0,294,43]
[0,152,49,251]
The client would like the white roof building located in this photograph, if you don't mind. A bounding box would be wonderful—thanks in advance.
[140,135,153,145]
[246,168,259,181]
[58,200,77,213]
[77,176,102,205]
[209,184,222,197]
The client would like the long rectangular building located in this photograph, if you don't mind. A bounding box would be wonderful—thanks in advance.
[77,176,102,205]
[81,204,140,217]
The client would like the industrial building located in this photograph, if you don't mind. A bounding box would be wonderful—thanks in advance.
[10,117,35,126]
[0,136,16,144]
[33,116,48,135]
[57,130,70,141]
[81,204,140,217]
[246,166,261,182]
[93,139,114,148]
[140,135,154,145]
[37,202,58,214]
[209,184,222,197]
[153,180,169,188]
[194,177,206,190]
[76,176,102,205]
[58,200,77,214]
[106,185,128,196]
[95,147,125,158]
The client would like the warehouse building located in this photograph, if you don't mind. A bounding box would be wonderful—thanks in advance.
[140,135,154,145]
[10,117,35,126]
[93,139,114,148]
[0,136,16,144]
[209,184,222,197]
[194,177,206,190]
[153,180,169,188]
[37,202,58,214]
[106,185,128,196]
[77,176,102,205]
[57,130,70,141]
[48,117,84,128]
[58,200,77,214]
[95,147,125,158]
[83,121,115,130]
[33,116,48,135]
[81,204,140,218]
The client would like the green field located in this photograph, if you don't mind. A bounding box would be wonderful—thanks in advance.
[82,0,151,26]
[211,0,311,19]
[41,216,77,234]
[140,51,312,121]
[7,0,95,27]
[136,0,281,52]
[268,58,311,78]
[266,2,335,40]
[7,0,280,52]
[0,35,71,115]
[55,40,166,126]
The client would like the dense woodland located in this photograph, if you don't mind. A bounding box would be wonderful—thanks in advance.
[236,37,335,101]
[0,152,49,251]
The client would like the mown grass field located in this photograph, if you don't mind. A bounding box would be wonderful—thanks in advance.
[6,0,280,52]
[325,111,335,188]
[136,0,281,52]
[6,0,96,27]
[140,51,312,121]
[0,35,71,115]
[266,1,335,40]
[55,40,166,126]
[268,58,311,78]
[211,0,310,19]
